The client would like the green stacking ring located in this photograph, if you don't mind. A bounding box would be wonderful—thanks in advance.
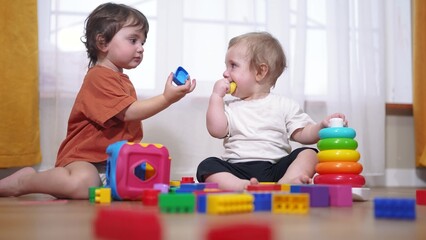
[317,138,358,151]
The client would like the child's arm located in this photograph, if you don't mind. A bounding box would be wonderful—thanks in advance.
[120,73,196,121]
[206,79,232,138]
[291,113,347,144]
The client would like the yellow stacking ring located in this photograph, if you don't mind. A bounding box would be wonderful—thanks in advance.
[317,138,358,151]
[315,162,363,175]
[319,127,356,139]
[317,149,360,162]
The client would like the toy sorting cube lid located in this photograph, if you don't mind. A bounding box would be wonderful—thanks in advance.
[173,66,189,85]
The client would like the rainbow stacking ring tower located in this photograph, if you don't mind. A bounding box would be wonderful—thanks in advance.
[314,118,366,188]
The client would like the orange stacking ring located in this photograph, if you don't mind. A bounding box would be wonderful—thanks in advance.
[313,174,365,187]
[317,149,360,162]
[315,162,363,175]
[317,138,358,151]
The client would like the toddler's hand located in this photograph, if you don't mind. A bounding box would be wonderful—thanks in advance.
[321,113,348,128]
[163,72,196,104]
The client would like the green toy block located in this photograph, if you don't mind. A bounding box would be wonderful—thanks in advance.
[159,193,195,213]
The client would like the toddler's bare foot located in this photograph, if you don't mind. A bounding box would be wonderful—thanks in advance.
[0,167,36,197]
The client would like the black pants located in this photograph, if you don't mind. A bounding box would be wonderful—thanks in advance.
[196,147,317,182]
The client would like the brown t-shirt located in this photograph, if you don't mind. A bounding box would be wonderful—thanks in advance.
[55,66,143,167]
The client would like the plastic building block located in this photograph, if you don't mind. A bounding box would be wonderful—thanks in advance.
[328,185,352,207]
[206,223,273,240]
[105,141,171,200]
[207,194,254,214]
[197,194,208,213]
[290,185,302,193]
[300,185,329,207]
[169,180,181,187]
[416,189,426,205]
[280,184,291,192]
[89,187,111,204]
[194,190,232,213]
[159,193,195,213]
[94,208,162,240]
[175,183,206,193]
[253,192,272,212]
[89,187,99,203]
[246,184,281,191]
[173,66,189,85]
[96,188,111,204]
[153,183,169,193]
[272,193,310,214]
[181,176,195,183]
[142,189,161,206]
[374,197,416,220]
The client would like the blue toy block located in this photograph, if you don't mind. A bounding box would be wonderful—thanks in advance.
[300,185,329,207]
[173,66,189,85]
[290,185,302,193]
[374,197,416,220]
[197,194,207,213]
[253,192,272,212]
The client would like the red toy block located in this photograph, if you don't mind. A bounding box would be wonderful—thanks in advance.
[142,189,161,206]
[93,208,162,240]
[416,189,426,205]
[181,176,195,183]
[206,223,273,240]
[246,184,281,191]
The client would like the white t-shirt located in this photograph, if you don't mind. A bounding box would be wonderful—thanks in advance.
[222,93,315,164]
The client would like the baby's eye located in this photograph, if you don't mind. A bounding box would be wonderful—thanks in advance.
[129,38,137,44]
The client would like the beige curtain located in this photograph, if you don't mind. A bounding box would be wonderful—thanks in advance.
[414,0,426,167]
[0,0,41,167]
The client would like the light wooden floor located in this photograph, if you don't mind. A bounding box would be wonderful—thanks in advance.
[0,187,424,240]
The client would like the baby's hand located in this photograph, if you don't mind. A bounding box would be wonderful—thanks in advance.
[212,78,232,97]
[321,113,348,128]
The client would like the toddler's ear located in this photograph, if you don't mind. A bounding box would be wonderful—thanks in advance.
[96,34,108,52]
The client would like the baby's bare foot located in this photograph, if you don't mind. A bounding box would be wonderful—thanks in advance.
[242,177,260,190]
[0,167,35,197]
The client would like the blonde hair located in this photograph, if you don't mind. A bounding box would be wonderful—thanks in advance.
[228,32,286,87]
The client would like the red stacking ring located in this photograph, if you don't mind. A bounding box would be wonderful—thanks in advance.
[313,173,365,187]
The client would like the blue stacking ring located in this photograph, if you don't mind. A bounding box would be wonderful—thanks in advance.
[319,127,356,139]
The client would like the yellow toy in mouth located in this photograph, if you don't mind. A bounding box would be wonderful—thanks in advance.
[228,82,237,94]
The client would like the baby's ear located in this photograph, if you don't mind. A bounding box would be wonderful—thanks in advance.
[255,63,269,81]
[96,34,108,52]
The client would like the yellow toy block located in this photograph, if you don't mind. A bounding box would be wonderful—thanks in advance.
[169,180,181,187]
[272,193,309,214]
[207,194,254,214]
[280,184,291,192]
[95,188,111,204]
